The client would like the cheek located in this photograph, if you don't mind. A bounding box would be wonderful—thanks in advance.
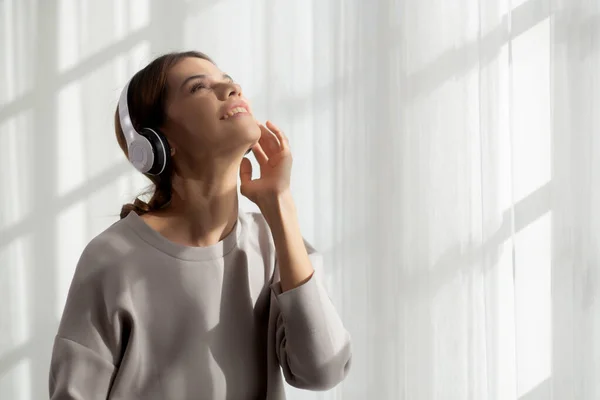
[183,100,219,130]
[167,98,222,145]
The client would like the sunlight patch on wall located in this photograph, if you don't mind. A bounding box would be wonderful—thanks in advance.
[57,81,85,196]
[0,357,31,400]
[0,235,32,362]
[0,112,34,230]
[515,211,552,397]
[58,0,150,72]
[511,18,551,204]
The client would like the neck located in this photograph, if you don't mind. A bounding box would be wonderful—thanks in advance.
[149,158,241,247]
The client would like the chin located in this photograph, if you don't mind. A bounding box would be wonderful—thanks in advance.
[247,122,262,141]
[221,120,260,152]
[233,118,260,139]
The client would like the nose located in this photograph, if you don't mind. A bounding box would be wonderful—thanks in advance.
[223,81,242,98]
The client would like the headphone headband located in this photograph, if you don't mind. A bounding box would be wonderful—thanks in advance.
[118,80,138,148]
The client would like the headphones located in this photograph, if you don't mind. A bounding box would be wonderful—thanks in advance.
[118,79,171,176]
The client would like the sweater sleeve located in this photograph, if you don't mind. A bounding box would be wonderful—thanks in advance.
[269,243,352,391]
[49,337,116,399]
[49,245,120,399]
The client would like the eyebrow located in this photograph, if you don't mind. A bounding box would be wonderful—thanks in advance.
[180,74,234,89]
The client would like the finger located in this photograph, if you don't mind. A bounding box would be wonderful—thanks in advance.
[251,142,269,165]
[239,157,253,184]
[265,120,289,150]
[260,123,281,149]
[258,124,281,157]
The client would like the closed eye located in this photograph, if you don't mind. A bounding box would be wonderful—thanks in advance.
[190,82,208,93]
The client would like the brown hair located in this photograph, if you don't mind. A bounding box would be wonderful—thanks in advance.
[115,51,213,219]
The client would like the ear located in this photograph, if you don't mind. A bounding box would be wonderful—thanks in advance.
[166,138,176,156]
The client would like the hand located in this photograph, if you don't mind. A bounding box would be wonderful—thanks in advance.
[239,120,293,207]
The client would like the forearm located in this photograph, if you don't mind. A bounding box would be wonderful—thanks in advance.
[259,190,314,293]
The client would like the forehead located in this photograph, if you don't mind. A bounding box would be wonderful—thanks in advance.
[167,57,223,87]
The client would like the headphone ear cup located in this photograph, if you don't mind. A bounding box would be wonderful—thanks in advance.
[128,136,155,173]
[140,128,170,176]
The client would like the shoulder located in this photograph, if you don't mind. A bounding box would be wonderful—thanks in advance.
[70,217,140,289]
[56,219,137,332]
[237,210,321,258]
[238,209,265,223]
[238,210,275,249]
[238,210,272,237]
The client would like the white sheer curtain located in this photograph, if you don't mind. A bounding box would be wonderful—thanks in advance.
[1,0,598,399]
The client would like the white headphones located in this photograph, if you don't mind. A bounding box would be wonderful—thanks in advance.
[118,79,171,176]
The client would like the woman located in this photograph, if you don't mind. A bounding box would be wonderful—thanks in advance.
[49,51,352,400]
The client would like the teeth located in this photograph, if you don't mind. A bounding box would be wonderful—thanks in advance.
[223,107,248,119]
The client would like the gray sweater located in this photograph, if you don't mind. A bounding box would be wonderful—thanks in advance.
[49,210,352,399]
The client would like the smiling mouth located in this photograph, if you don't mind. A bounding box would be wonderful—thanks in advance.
[221,107,250,120]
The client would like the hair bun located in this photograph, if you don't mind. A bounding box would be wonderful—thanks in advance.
[119,198,151,219]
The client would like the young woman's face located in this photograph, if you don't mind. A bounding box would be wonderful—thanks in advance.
[163,57,260,160]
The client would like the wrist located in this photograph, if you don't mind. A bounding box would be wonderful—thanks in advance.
[257,190,296,224]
